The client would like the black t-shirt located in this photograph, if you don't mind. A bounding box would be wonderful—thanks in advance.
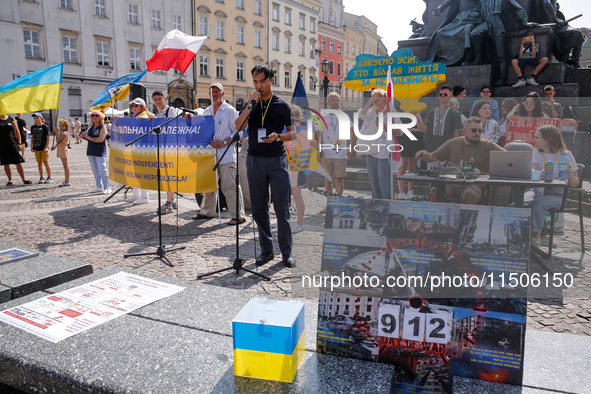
[30,124,50,151]
[247,93,293,157]
[15,117,26,138]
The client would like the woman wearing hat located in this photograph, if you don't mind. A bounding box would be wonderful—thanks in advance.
[125,98,151,204]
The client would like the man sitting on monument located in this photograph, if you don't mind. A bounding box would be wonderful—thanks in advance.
[511,31,549,88]
[415,117,505,204]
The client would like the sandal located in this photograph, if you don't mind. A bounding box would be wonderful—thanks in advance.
[6,181,13,186]
[227,218,246,225]
[192,213,213,220]
[23,180,32,185]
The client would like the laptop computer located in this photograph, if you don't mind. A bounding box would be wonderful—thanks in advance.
[488,151,532,180]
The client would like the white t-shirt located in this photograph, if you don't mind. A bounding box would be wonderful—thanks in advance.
[532,149,578,179]
[358,108,389,160]
[320,113,353,159]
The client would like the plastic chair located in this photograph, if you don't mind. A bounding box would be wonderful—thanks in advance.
[541,163,585,258]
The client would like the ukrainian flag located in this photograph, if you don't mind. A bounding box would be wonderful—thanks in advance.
[0,63,63,116]
[90,70,147,111]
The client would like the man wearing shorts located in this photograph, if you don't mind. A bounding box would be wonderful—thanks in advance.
[319,92,354,195]
[511,31,548,87]
[30,112,53,183]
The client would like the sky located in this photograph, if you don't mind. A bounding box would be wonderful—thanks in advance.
[343,0,591,56]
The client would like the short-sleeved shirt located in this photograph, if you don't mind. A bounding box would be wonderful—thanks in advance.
[543,102,562,118]
[247,93,293,157]
[519,42,540,58]
[532,150,578,179]
[320,113,353,159]
[425,106,463,152]
[30,124,50,151]
[432,137,505,174]
[15,117,27,138]
[204,101,239,164]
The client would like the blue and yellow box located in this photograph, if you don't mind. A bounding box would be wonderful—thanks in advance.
[232,298,305,382]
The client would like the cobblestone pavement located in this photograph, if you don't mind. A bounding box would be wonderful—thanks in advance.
[0,144,590,336]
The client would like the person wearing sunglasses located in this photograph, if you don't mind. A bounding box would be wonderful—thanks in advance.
[125,98,152,205]
[80,111,110,194]
[469,85,500,122]
[414,85,463,170]
[415,116,505,204]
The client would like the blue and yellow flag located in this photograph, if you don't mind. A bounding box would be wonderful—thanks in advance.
[90,70,147,111]
[0,63,63,116]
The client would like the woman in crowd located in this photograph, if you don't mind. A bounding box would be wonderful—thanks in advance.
[498,98,518,144]
[471,100,501,144]
[0,114,31,185]
[470,85,500,122]
[528,125,578,246]
[80,110,111,194]
[51,119,71,187]
[508,91,547,118]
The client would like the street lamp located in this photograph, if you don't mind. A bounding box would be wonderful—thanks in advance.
[321,56,330,109]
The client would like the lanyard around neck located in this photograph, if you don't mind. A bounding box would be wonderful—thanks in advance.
[260,98,271,128]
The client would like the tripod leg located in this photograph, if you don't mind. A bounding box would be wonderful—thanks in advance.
[103,184,128,203]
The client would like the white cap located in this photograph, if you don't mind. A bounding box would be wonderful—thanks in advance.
[131,98,146,107]
[209,82,224,91]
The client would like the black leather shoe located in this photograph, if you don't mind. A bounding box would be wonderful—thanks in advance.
[282,254,295,268]
[255,252,274,266]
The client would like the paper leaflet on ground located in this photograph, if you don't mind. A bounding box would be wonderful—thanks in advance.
[316,197,529,392]
[0,272,184,343]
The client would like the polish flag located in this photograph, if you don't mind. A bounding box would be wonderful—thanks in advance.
[146,30,207,73]
[386,65,402,165]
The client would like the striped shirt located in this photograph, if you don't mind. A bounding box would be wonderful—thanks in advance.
[154,105,182,119]
[204,101,238,165]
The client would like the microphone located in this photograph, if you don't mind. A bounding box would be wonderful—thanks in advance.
[179,107,199,115]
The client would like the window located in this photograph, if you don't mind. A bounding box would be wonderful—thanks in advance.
[337,63,341,76]
[173,14,181,31]
[216,20,224,40]
[216,58,225,78]
[128,3,139,24]
[352,45,355,55]
[285,70,290,87]
[23,30,41,59]
[199,16,208,36]
[272,69,278,86]
[337,43,341,56]
[237,0,244,9]
[255,1,262,15]
[310,18,316,33]
[310,43,314,58]
[345,62,349,74]
[299,14,305,30]
[60,0,73,10]
[130,47,141,70]
[330,40,334,53]
[285,9,291,25]
[354,21,358,28]
[299,41,304,56]
[254,30,261,48]
[285,36,290,53]
[236,25,244,44]
[367,305,372,312]
[152,9,161,29]
[62,36,78,63]
[321,38,326,52]
[273,33,279,50]
[199,55,209,76]
[309,76,314,91]
[216,0,224,2]
[272,4,279,21]
[237,61,245,80]
[329,61,333,74]
[97,41,110,66]
[346,43,349,53]
[95,0,106,17]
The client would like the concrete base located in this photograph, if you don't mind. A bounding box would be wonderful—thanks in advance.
[0,285,9,304]
[0,239,92,302]
[0,267,589,393]
[565,68,591,97]
[507,63,566,85]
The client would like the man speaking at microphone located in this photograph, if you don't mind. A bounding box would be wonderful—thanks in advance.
[235,63,297,268]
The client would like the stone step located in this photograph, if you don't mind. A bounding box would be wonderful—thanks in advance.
[507,63,566,85]
[565,68,591,97]
[493,83,580,99]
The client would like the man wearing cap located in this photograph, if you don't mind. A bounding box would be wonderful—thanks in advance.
[30,113,53,183]
[235,63,297,268]
[126,98,151,204]
[148,90,192,215]
[194,82,246,225]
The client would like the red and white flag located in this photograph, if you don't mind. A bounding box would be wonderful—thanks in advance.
[386,65,402,168]
[146,30,206,73]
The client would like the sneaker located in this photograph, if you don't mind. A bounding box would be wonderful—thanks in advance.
[45,177,54,184]
[397,192,408,200]
[58,181,70,187]
[406,190,415,199]
[512,78,526,88]
[526,76,539,86]
[133,198,150,205]
[38,177,46,184]
[125,196,139,202]
[291,223,304,233]
[158,202,174,215]
[91,187,104,193]
[531,238,541,247]
[171,199,178,209]
[103,188,112,194]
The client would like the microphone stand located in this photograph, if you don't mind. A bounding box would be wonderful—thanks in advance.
[123,111,189,267]
[198,101,270,281]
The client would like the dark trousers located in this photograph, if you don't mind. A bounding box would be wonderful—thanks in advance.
[246,155,292,255]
